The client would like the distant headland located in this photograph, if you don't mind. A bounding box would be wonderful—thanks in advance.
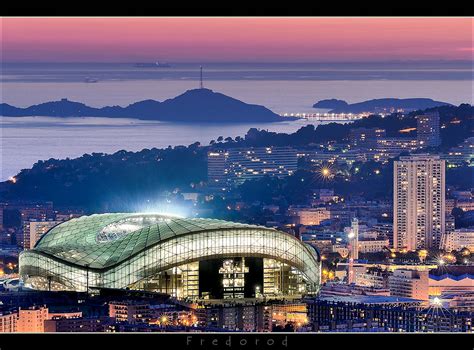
[0,88,284,123]
[313,98,452,114]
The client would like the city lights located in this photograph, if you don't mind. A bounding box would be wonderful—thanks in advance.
[418,250,428,262]
[316,164,335,182]
[1,16,472,337]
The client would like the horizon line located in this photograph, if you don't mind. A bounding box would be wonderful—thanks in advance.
[3,59,474,65]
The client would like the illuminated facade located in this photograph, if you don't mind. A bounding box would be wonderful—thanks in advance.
[393,155,445,250]
[24,220,62,250]
[417,112,441,148]
[207,147,298,187]
[20,214,321,300]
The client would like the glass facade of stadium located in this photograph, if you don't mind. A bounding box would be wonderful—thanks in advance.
[19,214,321,300]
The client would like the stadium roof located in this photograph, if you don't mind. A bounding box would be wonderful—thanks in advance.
[33,213,306,270]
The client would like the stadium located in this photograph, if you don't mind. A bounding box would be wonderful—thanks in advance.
[19,214,321,300]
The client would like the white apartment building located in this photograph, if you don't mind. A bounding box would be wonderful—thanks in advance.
[393,155,445,251]
[440,229,474,252]
[207,147,298,187]
[388,269,429,301]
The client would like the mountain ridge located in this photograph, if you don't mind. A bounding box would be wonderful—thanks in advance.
[313,98,452,113]
[0,88,284,123]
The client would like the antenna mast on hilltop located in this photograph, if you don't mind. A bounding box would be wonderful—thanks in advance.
[200,66,204,89]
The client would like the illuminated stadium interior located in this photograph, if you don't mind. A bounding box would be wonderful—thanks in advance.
[19,214,321,300]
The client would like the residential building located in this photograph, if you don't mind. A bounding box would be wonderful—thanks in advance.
[44,317,107,332]
[354,267,390,289]
[441,228,474,252]
[307,296,472,332]
[109,301,152,324]
[0,312,17,333]
[349,127,386,148]
[370,137,419,162]
[393,155,445,250]
[388,269,429,301]
[417,112,441,148]
[442,137,474,167]
[289,207,331,226]
[208,147,298,187]
[23,220,62,250]
[358,239,390,253]
[17,306,49,333]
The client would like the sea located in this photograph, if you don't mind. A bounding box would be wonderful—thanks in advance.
[1,62,473,180]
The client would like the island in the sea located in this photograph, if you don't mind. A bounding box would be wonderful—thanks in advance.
[0,88,284,123]
[313,98,452,114]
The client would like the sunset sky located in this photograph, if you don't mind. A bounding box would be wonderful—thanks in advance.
[1,17,473,62]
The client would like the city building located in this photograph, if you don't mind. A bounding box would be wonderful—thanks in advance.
[16,306,49,333]
[309,189,339,205]
[20,214,321,300]
[442,137,474,167]
[393,155,446,250]
[388,269,429,301]
[19,203,55,223]
[349,127,386,148]
[109,301,152,323]
[446,198,456,215]
[23,220,62,250]
[194,302,307,332]
[354,267,390,289]
[289,207,331,226]
[0,312,17,333]
[307,296,472,332]
[456,200,474,212]
[44,317,108,332]
[207,150,229,187]
[372,223,394,247]
[358,238,390,253]
[370,138,419,162]
[417,112,441,148]
[207,147,298,188]
[270,303,308,329]
[327,207,356,227]
[301,229,346,243]
[320,281,390,296]
[448,292,474,312]
[298,150,366,168]
[440,228,474,252]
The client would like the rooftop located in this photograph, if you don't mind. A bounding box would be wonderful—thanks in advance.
[316,295,422,305]
[27,213,298,270]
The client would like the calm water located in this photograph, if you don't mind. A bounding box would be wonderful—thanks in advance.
[1,62,472,180]
[0,116,315,180]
